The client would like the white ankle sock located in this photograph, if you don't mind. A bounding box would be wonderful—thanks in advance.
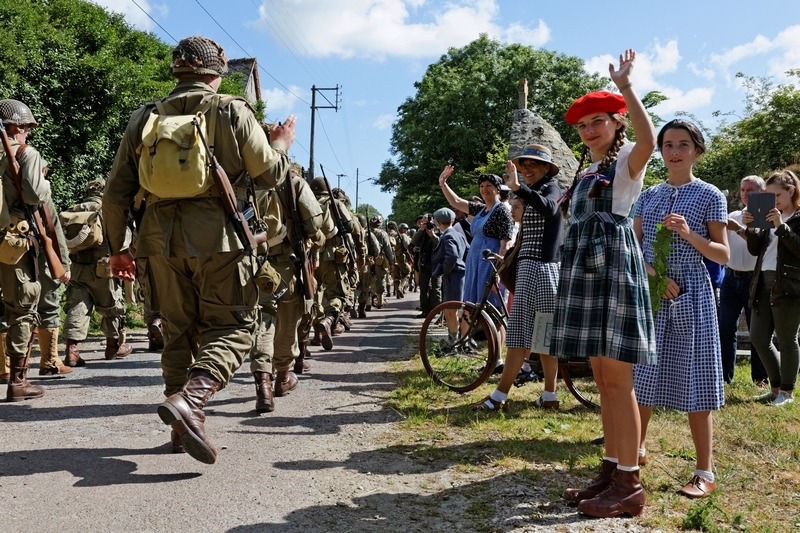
[521,362,531,372]
[694,469,714,482]
[639,448,646,457]
[490,389,508,403]
[617,464,639,472]
[541,390,557,402]
[603,456,619,464]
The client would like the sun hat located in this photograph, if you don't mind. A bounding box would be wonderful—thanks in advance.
[565,91,627,125]
[512,144,560,176]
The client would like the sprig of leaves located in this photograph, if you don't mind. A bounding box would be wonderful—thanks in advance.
[647,223,675,315]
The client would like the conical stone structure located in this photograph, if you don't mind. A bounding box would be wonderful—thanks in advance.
[508,109,578,190]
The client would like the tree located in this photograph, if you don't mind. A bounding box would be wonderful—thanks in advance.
[0,0,174,208]
[378,35,605,217]
[355,203,382,221]
[697,72,800,194]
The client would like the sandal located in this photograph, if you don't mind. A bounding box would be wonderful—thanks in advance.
[532,395,559,410]
[470,395,508,412]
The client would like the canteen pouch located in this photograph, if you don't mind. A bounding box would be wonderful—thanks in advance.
[254,258,283,295]
[95,256,114,279]
[0,231,29,265]
[334,246,349,265]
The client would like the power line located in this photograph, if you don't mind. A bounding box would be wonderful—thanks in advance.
[131,0,177,43]
[194,0,311,106]
[266,0,336,84]
[316,109,346,176]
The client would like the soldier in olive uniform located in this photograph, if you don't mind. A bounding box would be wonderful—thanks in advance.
[385,221,399,297]
[331,188,364,329]
[62,179,132,364]
[369,216,395,308]
[346,205,369,320]
[249,169,323,412]
[355,214,379,318]
[0,99,70,400]
[309,177,354,350]
[393,223,412,298]
[104,36,294,464]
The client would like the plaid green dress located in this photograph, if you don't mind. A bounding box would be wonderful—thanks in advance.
[551,161,656,364]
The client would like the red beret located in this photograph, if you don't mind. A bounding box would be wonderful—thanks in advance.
[565,91,627,125]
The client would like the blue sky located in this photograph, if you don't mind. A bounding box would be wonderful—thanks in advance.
[97,0,800,218]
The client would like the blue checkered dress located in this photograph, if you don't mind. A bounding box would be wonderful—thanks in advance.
[633,180,727,412]
[551,162,657,364]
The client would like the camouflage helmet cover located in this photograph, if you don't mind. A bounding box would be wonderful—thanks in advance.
[84,179,106,197]
[386,220,398,230]
[171,36,228,78]
[310,177,328,195]
[356,214,368,227]
[370,215,383,227]
[0,99,38,127]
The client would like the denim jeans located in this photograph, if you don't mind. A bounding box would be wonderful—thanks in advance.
[717,269,768,383]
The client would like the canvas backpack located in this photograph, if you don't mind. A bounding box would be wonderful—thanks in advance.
[137,95,220,199]
[59,203,103,253]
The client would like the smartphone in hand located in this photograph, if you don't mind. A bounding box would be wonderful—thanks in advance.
[746,192,776,229]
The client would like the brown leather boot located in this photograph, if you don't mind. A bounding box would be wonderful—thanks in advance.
[314,314,335,351]
[349,306,358,320]
[170,429,185,453]
[157,369,220,464]
[147,318,164,351]
[294,344,311,374]
[358,302,367,318]
[38,327,72,376]
[577,468,645,518]
[274,369,298,397]
[253,371,275,413]
[310,328,322,346]
[63,338,86,367]
[341,309,353,331]
[105,337,133,360]
[0,332,9,384]
[332,321,346,336]
[7,355,45,402]
[563,459,617,504]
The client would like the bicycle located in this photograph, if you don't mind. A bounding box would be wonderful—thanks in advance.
[418,249,599,409]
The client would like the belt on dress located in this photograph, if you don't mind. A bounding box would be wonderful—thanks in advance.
[725,266,753,278]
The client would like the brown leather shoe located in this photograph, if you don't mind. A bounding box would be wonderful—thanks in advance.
[64,339,86,367]
[563,459,616,504]
[314,315,334,351]
[253,371,275,413]
[147,318,165,351]
[170,429,185,453]
[273,370,298,397]
[678,475,716,499]
[157,369,220,464]
[7,356,45,402]
[39,365,72,376]
[310,328,322,346]
[293,346,310,374]
[332,321,346,336]
[340,312,352,331]
[105,338,132,360]
[577,469,645,518]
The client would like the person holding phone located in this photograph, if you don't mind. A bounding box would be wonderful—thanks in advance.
[742,170,800,406]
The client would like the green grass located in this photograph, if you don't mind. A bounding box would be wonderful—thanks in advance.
[385,352,800,532]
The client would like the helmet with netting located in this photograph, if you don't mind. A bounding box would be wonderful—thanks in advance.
[0,99,38,127]
[386,221,398,230]
[370,215,383,227]
[84,179,106,198]
[310,177,328,195]
[171,36,228,78]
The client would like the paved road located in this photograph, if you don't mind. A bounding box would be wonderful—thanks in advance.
[1,294,420,533]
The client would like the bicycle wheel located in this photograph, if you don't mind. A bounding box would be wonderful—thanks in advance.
[559,361,600,410]
[419,301,500,393]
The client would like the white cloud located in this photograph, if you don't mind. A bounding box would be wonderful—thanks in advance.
[711,35,774,70]
[373,113,395,129]
[709,25,800,83]
[262,85,306,116]
[688,62,715,82]
[89,0,160,31]
[584,41,712,114]
[251,0,551,59]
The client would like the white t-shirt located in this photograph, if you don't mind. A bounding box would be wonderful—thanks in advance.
[725,210,757,271]
[761,211,794,271]
[584,142,645,217]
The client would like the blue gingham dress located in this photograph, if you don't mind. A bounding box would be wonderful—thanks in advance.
[551,161,657,364]
[633,180,727,412]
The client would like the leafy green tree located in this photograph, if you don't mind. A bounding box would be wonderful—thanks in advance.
[0,0,174,208]
[378,35,605,216]
[355,203,382,221]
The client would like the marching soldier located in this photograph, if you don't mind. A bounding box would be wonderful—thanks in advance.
[355,214,379,318]
[393,222,412,298]
[331,188,364,328]
[369,215,394,309]
[104,36,294,463]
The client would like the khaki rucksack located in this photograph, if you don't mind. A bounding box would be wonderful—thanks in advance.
[59,205,103,253]
[137,95,219,199]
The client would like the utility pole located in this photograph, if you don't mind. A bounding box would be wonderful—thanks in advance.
[355,168,359,212]
[336,174,346,189]
[307,84,340,181]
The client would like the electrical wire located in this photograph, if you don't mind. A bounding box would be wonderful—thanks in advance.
[249,0,320,83]
[316,109,347,176]
[130,0,178,42]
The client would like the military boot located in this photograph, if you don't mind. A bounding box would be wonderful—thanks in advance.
[170,429,185,454]
[394,280,403,299]
[314,314,335,351]
[376,293,384,309]
[577,469,645,518]
[7,354,45,402]
[63,338,86,367]
[358,302,367,319]
[563,459,617,504]
[147,318,164,351]
[0,332,9,384]
[274,369,298,397]
[310,328,323,346]
[294,343,311,374]
[349,306,358,320]
[157,369,221,464]
[340,309,353,331]
[253,371,275,413]
[38,327,72,376]
[105,337,133,360]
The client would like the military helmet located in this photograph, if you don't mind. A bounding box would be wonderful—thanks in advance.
[386,221,398,230]
[331,187,346,200]
[399,223,409,230]
[84,179,106,197]
[0,99,38,127]
[357,214,368,227]
[370,215,383,227]
[171,36,228,78]
[310,177,328,195]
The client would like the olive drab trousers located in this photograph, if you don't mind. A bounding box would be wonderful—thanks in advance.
[0,254,41,358]
[63,261,126,340]
[149,251,258,395]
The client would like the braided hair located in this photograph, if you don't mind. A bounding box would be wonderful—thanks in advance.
[560,145,589,217]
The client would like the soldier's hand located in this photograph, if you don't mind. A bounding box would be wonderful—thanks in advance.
[58,270,71,284]
[111,251,137,282]
[269,115,297,150]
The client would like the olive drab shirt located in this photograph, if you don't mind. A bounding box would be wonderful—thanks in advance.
[104,80,291,258]
[371,227,395,266]
[350,215,368,264]
[395,232,412,266]
[316,195,354,262]
[259,176,324,258]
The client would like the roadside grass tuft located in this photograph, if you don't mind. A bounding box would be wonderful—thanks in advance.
[386,354,800,532]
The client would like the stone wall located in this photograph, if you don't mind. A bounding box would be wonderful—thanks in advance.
[508,109,578,190]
